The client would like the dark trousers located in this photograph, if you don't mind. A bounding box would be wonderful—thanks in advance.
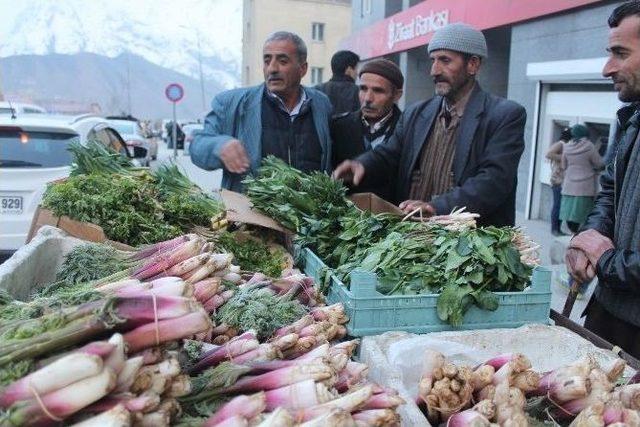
[551,184,562,233]
[584,297,640,359]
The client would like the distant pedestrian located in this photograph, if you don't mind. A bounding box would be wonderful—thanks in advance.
[545,127,572,236]
[315,50,360,114]
[559,124,604,233]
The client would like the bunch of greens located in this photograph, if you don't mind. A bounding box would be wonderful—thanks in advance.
[42,144,224,246]
[51,243,127,288]
[216,285,306,340]
[68,140,137,176]
[42,173,182,246]
[245,157,535,326]
[216,232,287,278]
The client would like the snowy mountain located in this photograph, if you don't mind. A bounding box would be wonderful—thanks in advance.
[0,0,242,88]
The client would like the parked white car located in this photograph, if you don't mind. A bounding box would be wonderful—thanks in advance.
[107,118,156,163]
[0,114,132,255]
[0,102,47,115]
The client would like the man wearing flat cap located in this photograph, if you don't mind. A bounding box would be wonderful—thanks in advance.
[330,58,404,200]
[333,23,526,227]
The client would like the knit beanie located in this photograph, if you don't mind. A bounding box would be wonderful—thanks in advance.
[359,59,404,89]
[570,124,589,139]
[427,23,488,58]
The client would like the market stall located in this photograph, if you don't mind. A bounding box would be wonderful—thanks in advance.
[0,148,637,426]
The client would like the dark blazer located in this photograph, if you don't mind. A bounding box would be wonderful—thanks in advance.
[357,84,526,227]
[330,106,401,201]
[315,75,360,115]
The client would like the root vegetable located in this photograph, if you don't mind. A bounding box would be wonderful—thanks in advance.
[351,409,400,426]
[477,385,496,401]
[606,359,627,383]
[471,365,495,391]
[569,402,604,427]
[512,370,540,393]
[446,408,491,427]
[298,408,355,427]
[115,356,144,392]
[481,354,531,373]
[443,363,459,379]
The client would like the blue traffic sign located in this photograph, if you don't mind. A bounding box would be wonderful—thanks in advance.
[165,83,184,103]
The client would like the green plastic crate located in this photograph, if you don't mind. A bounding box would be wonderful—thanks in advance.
[300,247,552,337]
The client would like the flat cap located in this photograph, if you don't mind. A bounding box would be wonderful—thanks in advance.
[427,23,488,58]
[359,59,404,89]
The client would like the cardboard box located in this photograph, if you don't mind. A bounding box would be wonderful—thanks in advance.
[27,206,133,250]
[220,189,292,233]
[349,193,404,215]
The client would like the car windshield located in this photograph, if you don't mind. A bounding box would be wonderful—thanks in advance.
[0,129,79,168]
[111,122,135,135]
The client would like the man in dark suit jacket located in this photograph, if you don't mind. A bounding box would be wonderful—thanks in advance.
[333,23,526,227]
[331,59,404,200]
[315,50,360,114]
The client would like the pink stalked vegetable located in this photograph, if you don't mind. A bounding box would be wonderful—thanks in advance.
[194,278,222,303]
[282,336,319,359]
[569,402,604,427]
[2,368,116,426]
[82,392,160,414]
[329,340,360,358]
[124,309,212,353]
[190,332,260,373]
[297,343,330,361]
[274,315,313,337]
[218,362,334,394]
[256,407,295,427]
[204,393,266,426]
[360,391,405,410]
[264,379,322,411]
[232,344,280,364]
[0,353,104,408]
[297,385,373,421]
[69,403,131,427]
[205,415,248,427]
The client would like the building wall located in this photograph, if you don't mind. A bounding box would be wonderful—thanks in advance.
[507,0,621,214]
[242,0,351,87]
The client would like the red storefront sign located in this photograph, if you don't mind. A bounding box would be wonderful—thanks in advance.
[342,0,604,59]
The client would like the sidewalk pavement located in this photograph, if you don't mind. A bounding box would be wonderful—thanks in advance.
[515,213,591,325]
[152,143,589,324]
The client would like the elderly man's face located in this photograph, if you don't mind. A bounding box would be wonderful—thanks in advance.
[603,15,640,102]
[263,39,307,98]
[358,72,402,122]
[429,50,480,101]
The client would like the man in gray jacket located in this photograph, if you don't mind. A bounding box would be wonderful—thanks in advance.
[190,31,333,192]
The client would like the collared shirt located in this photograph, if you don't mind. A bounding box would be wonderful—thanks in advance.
[267,88,308,121]
[361,108,396,150]
[409,83,475,202]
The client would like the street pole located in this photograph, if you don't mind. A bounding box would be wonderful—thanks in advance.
[172,102,177,158]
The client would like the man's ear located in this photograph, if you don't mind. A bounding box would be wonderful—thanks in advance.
[300,61,308,78]
[393,89,404,103]
[466,56,481,76]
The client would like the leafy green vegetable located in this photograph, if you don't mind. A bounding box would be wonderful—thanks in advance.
[245,157,535,326]
[216,232,286,277]
[216,285,306,340]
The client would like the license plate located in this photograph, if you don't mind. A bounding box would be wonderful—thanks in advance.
[0,196,23,214]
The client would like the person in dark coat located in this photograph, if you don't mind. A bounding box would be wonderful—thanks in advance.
[315,50,360,114]
[330,59,404,200]
[567,1,640,359]
[332,23,526,227]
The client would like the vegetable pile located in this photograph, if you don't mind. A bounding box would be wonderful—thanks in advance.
[415,349,639,427]
[0,234,403,426]
[245,157,539,325]
[41,141,225,246]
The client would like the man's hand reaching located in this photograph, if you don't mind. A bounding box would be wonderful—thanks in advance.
[220,139,250,174]
[332,160,366,185]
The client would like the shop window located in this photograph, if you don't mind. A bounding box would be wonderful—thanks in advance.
[312,22,324,42]
[311,67,324,85]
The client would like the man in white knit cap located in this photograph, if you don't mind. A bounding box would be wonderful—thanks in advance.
[333,23,526,227]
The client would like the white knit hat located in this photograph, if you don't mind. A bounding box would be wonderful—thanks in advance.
[427,23,488,58]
